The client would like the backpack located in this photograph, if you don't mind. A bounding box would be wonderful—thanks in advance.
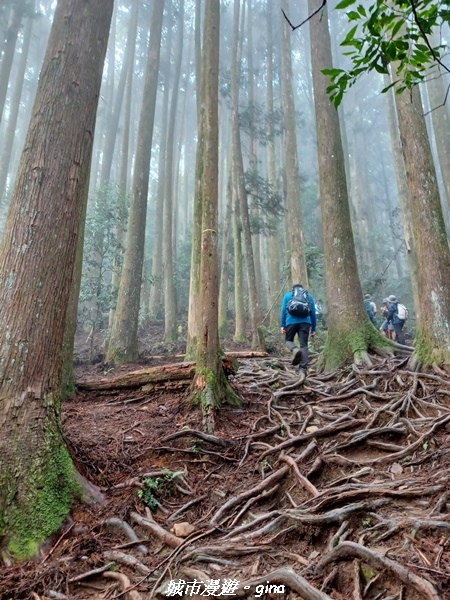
[397,303,408,321]
[286,286,311,318]
[364,299,374,318]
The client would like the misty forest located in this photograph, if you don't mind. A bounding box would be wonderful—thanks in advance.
[1,0,450,598]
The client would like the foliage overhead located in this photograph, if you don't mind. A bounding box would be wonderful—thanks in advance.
[324,0,450,106]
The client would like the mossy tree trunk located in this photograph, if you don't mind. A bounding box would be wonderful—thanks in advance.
[0,0,113,559]
[308,0,392,371]
[106,0,164,364]
[394,85,450,369]
[193,0,239,431]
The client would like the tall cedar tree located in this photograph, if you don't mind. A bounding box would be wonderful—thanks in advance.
[107,0,164,364]
[280,0,308,286]
[307,0,392,369]
[394,85,450,369]
[0,0,113,558]
[192,0,239,431]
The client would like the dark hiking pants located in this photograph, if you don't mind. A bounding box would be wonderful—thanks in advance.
[285,322,311,370]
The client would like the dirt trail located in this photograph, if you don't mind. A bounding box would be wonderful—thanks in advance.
[1,353,450,600]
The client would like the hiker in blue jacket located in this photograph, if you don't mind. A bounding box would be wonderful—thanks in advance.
[280,284,316,382]
[387,294,406,345]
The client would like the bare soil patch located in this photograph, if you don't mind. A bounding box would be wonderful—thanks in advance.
[1,350,450,600]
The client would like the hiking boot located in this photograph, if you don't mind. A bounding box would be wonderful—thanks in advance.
[291,348,302,366]
[298,368,306,383]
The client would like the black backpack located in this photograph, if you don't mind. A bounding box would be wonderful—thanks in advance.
[286,286,311,318]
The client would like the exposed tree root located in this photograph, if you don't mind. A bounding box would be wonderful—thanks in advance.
[5,353,450,599]
[316,541,441,600]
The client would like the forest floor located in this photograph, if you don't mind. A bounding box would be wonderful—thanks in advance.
[1,327,450,600]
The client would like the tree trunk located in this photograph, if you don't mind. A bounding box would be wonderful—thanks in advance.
[0,4,34,203]
[148,40,172,321]
[266,0,282,328]
[394,85,450,369]
[192,0,239,431]
[99,0,138,186]
[185,0,203,360]
[280,0,308,286]
[230,0,262,349]
[218,158,233,338]
[0,0,113,558]
[383,73,420,317]
[308,0,391,370]
[109,11,137,329]
[106,0,164,364]
[164,0,184,343]
[0,1,29,125]
[233,193,247,342]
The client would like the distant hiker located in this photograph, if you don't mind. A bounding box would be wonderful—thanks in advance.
[379,297,395,339]
[364,294,378,328]
[387,294,408,345]
[280,284,317,382]
[315,298,324,328]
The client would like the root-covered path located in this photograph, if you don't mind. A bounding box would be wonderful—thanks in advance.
[2,355,450,599]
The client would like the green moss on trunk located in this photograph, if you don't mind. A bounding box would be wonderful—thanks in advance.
[0,443,81,560]
[412,324,450,370]
[320,320,391,372]
[192,365,241,432]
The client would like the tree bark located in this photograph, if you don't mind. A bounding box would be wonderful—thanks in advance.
[394,85,450,368]
[230,0,262,349]
[0,0,113,558]
[308,0,391,370]
[192,0,239,430]
[164,0,185,343]
[106,0,164,364]
[280,0,308,286]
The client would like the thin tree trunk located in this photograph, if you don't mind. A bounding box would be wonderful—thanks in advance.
[0,4,33,204]
[218,157,233,338]
[185,0,203,360]
[266,0,282,328]
[230,0,262,349]
[109,20,137,328]
[107,0,164,364]
[233,194,247,342]
[164,0,184,343]
[280,0,308,286]
[0,1,29,126]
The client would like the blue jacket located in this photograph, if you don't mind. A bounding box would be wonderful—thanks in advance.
[387,301,403,324]
[280,290,317,331]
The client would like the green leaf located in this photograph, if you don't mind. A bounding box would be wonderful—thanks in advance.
[381,81,396,93]
[390,18,404,38]
[357,4,366,16]
[335,0,357,9]
[322,68,344,78]
[341,24,358,45]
